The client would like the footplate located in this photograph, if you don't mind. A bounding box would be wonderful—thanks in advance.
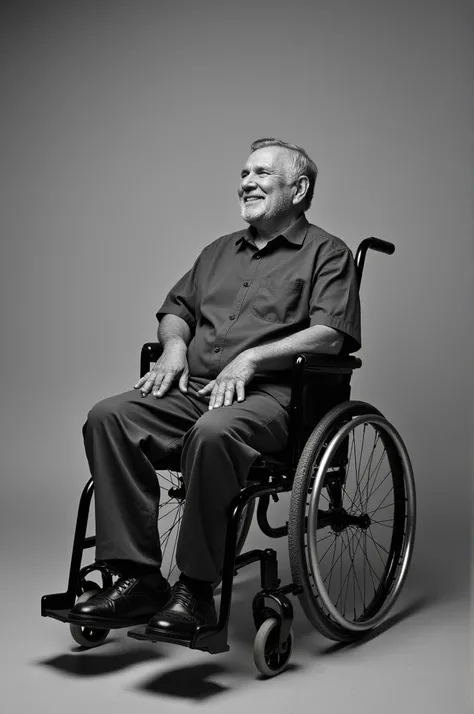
[41,592,76,622]
[127,624,230,654]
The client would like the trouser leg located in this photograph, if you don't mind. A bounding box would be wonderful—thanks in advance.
[176,388,289,582]
[82,381,208,568]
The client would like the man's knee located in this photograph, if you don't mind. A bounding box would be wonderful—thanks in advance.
[84,395,123,431]
[185,411,238,447]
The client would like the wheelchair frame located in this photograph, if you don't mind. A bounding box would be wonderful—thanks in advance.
[42,237,413,666]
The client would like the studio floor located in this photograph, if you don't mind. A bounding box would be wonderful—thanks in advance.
[3,546,472,714]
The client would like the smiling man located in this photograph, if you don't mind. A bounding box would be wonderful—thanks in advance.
[69,138,361,641]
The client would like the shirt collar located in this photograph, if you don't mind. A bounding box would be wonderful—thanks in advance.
[235,213,310,248]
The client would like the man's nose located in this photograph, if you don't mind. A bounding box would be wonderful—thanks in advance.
[240,173,257,192]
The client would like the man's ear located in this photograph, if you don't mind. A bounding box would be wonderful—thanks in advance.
[292,175,310,206]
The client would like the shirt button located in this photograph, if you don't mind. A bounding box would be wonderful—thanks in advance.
[214,347,220,353]
[229,314,235,320]
[243,281,249,287]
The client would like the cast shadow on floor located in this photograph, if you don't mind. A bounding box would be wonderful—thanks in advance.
[37,566,434,703]
[38,639,166,677]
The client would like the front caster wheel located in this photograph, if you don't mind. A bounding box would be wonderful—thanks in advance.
[253,617,293,677]
[69,590,110,648]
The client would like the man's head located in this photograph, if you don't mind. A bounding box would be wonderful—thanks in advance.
[238,138,318,233]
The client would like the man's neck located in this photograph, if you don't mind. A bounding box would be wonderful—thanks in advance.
[251,212,302,241]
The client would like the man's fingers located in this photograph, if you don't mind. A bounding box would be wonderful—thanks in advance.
[223,382,235,407]
[209,381,223,410]
[134,373,148,389]
[236,380,245,402]
[207,379,246,409]
[178,370,189,393]
[153,373,173,397]
[136,371,157,395]
[210,380,231,409]
[197,380,215,396]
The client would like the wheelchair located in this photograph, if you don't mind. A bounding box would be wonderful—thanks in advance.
[41,236,416,677]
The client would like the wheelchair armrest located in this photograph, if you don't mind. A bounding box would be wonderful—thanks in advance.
[140,343,362,379]
[140,342,163,377]
[296,353,362,375]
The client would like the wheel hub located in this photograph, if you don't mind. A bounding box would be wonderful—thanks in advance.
[168,484,185,501]
[329,507,371,533]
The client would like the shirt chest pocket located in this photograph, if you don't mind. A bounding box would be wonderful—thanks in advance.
[251,278,305,324]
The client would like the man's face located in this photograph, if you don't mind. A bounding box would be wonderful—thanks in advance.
[238,146,296,226]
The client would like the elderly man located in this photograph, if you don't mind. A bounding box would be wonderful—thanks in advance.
[69,138,361,640]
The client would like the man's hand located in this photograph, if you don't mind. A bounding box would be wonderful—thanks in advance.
[134,343,189,398]
[197,351,257,409]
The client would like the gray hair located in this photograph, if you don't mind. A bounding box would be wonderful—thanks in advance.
[250,137,318,210]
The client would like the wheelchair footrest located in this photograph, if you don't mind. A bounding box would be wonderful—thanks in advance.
[41,592,76,620]
[42,608,73,624]
[127,625,230,654]
[128,625,193,649]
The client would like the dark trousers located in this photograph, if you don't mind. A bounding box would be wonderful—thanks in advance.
[82,376,289,582]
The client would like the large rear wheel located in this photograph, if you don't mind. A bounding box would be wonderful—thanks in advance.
[288,401,416,642]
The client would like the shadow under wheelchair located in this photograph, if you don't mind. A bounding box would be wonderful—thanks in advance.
[38,639,165,678]
[132,660,302,700]
[37,575,431,703]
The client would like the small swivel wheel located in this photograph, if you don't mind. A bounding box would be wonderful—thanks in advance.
[253,617,293,677]
[69,582,110,648]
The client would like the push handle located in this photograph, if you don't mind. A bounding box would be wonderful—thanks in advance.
[354,237,395,289]
[366,237,395,255]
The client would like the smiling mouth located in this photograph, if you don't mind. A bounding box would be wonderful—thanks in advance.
[243,196,263,203]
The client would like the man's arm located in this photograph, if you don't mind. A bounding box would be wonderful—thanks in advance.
[247,324,344,372]
[196,324,343,409]
[158,313,192,351]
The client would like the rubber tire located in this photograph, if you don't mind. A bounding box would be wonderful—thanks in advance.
[69,591,110,648]
[253,617,293,678]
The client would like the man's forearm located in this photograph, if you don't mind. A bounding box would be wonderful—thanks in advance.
[247,324,343,371]
[158,313,192,350]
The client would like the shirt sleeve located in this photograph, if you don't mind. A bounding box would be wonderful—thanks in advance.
[156,254,201,331]
[309,245,362,353]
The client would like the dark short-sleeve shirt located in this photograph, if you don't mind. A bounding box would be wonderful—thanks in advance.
[156,214,361,408]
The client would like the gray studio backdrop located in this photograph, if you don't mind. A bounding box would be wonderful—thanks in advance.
[1,0,473,608]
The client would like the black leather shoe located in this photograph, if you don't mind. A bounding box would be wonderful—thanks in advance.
[145,581,217,641]
[68,576,171,629]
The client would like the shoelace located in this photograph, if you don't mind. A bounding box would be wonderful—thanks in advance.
[171,582,197,609]
[92,576,136,601]
[113,576,137,594]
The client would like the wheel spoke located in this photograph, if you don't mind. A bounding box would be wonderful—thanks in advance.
[370,519,393,527]
[367,485,393,516]
[160,504,183,556]
[326,535,339,593]
[359,533,378,594]
[365,525,389,563]
[365,462,391,504]
[157,502,181,522]
[157,471,176,487]
[367,501,394,515]
[361,451,387,507]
